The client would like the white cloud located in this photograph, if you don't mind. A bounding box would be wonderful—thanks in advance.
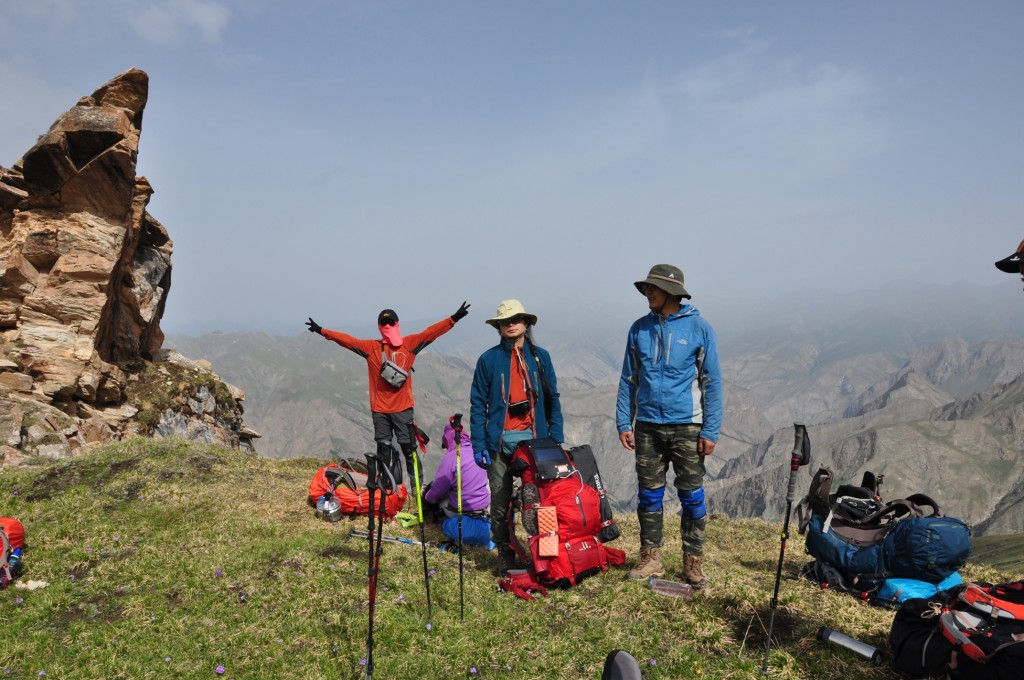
[0,0,232,47]
[123,0,231,46]
[664,49,887,179]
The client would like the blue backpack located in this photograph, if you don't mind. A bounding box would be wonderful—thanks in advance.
[798,467,972,594]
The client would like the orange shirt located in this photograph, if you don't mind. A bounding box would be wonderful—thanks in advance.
[321,317,455,414]
[504,344,534,432]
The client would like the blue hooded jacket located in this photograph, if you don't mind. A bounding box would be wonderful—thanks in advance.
[615,305,722,442]
[470,339,564,456]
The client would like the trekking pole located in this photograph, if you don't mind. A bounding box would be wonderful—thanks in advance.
[761,423,811,675]
[363,449,397,680]
[410,422,433,627]
[451,413,466,622]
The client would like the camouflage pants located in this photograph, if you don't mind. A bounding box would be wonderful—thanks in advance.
[634,421,707,555]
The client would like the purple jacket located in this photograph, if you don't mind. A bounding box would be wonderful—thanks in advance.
[424,422,490,512]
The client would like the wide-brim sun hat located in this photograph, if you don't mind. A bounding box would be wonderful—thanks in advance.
[634,264,690,299]
[995,239,1024,273]
[486,299,538,328]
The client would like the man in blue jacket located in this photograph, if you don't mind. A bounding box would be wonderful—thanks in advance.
[616,264,722,588]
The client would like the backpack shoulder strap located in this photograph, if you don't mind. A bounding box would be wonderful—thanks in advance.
[1,529,10,567]
[905,493,943,518]
[960,583,1024,620]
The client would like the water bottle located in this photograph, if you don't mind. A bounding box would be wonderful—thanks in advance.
[315,495,327,519]
[8,552,21,576]
[648,575,694,599]
[817,627,884,664]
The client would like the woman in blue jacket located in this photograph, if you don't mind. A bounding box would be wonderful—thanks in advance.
[470,299,563,574]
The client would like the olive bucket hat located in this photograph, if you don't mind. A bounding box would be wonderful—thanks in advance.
[634,264,690,299]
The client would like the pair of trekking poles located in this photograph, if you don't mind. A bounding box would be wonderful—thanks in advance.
[362,414,469,680]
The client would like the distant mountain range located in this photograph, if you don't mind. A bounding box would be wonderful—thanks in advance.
[167,281,1024,535]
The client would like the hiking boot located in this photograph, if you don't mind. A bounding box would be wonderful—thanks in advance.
[498,545,519,575]
[684,554,709,589]
[627,547,664,580]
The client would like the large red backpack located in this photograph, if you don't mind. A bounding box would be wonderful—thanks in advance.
[308,459,408,517]
[500,439,626,599]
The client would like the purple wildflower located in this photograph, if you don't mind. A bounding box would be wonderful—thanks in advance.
[426,623,432,631]
[396,594,405,602]
[649,659,657,666]
[15,598,23,604]
[165,657,171,662]
[428,569,437,577]
[86,547,93,553]
[216,665,225,675]
[359,658,367,666]
[215,570,223,577]
[69,574,76,581]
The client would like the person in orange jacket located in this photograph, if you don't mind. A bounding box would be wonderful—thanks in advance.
[305,303,469,486]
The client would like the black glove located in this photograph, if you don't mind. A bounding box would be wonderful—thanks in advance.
[451,301,470,322]
[305,317,322,335]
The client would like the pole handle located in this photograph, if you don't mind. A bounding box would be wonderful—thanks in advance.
[785,423,810,504]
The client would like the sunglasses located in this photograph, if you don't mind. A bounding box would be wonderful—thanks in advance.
[380,318,397,327]
[640,283,662,294]
[498,315,527,327]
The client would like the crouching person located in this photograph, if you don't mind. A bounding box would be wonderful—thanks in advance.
[424,417,492,548]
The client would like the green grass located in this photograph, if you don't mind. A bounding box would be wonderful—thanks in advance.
[971,534,1024,572]
[0,439,1018,679]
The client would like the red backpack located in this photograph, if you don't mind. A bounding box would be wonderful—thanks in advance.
[1,517,24,590]
[499,439,626,599]
[308,459,408,517]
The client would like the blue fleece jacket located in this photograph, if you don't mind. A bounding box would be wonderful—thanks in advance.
[470,339,564,456]
[615,305,722,442]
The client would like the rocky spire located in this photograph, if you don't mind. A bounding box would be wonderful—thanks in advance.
[1,69,257,462]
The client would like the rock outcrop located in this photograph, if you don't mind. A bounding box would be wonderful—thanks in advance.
[0,68,257,464]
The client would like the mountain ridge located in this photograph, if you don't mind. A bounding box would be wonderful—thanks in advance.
[167,282,1024,534]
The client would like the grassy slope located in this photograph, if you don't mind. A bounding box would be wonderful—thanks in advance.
[0,439,1018,680]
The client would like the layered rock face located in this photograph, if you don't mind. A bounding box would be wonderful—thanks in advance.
[0,69,257,463]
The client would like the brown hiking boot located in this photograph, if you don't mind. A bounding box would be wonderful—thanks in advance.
[627,547,664,580]
[684,554,709,588]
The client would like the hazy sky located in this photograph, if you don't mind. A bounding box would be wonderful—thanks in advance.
[1,1,1021,335]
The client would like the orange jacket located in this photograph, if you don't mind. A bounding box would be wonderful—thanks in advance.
[321,317,455,413]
